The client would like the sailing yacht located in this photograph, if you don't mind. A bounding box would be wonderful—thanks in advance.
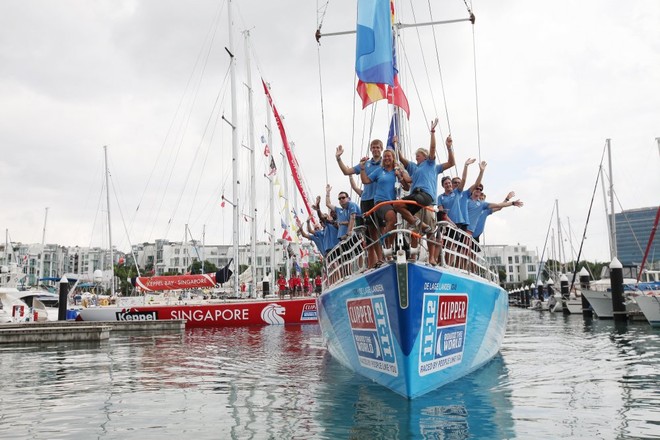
[77,0,318,328]
[315,1,507,398]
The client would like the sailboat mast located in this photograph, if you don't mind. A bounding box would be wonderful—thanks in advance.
[227,0,240,296]
[266,92,276,286]
[244,30,257,298]
[281,150,291,281]
[555,200,564,273]
[606,139,616,258]
[104,145,115,296]
[39,206,48,285]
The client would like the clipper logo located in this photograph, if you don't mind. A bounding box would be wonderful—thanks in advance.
[419,294,468,376]
[347,295,398,376]
[301,302,318,321]
[116,310,158,321]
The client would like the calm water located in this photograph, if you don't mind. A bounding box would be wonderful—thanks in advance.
[1,309,659,439]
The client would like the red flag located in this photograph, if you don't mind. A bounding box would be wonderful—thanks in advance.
[263,79,317,226]
[264,144,270,156]
[357,80,387,109]
[387,74,409,118]
[282,230,292,241]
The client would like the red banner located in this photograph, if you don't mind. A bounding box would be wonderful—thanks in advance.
[262,79,317,226]
[134,274,217,292]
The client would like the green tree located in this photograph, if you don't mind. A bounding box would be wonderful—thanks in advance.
[114,263,141,295]
[188,260,218,274]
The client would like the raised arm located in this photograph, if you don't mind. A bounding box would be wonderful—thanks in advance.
[468,161,487,192]
[488,198,524,210]
[428,118,438,161]
[298,219,313,240]
[439,134,455,170]
[349,175,363,196]
[394,136,410,168]
[325,184,336,211]
[312,195,324,219]
[359,157,372,184]
[489,192,516,213]
[459,158,476,191]
[335,145,355,175]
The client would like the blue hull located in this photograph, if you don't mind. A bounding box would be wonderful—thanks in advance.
[317,262,508,399]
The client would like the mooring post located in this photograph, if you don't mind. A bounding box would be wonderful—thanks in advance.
[58,276,69,321]
[560,274,570,315]
[579,267,593,318]
[609,257,627,323]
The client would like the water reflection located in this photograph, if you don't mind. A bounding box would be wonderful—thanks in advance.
[1,315,659,439]
[316,354,514,439]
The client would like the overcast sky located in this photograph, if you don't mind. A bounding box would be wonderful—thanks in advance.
[1,0,658,264]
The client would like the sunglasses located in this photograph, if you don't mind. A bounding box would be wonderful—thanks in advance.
[338,196,347,200]
[474,187,483,191]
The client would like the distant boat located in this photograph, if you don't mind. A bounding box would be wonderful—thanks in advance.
[77,271,318,327]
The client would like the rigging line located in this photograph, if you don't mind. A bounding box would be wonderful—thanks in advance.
[316,0,330,34]
[185,85,225,226]
[159,20,224,239]
[401,44,430,138]
[406,0,440,123]
[469,8,481,162]
[109,174,141,277]
[611,188,646,255]
[88,177,105,250]
[534,202,557,284]
[424,0,452,134]
[152,63,231,242]
[131,2,224,233]
[568,141,608,291]
[316,28,330,186]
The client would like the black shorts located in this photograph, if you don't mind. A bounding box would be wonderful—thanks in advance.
[360,199,375,215]
[374,203,394,227]
[402,189,433,215]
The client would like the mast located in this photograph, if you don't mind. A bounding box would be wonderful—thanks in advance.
[555,199,563,274]
[606,139,616,258]
[227,0,240,296]
[202,224,205,274]
[266,89,276,286]
[39,207,48,285]
[104,145,115,296]
[281,147,291,280]
[244,30,257,298]
[600,166,614,259]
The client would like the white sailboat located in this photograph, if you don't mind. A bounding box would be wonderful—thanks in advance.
[581,139,642,318]
[77,0,318,327]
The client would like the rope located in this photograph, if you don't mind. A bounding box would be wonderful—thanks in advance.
[569,141,608,291]
[469,10,482,162]
[423,0,451,135]
[316,0,331,185]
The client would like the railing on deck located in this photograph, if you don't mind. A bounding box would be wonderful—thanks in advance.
[323,212,499,289]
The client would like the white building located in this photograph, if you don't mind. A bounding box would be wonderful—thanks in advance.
[482,244,539,285]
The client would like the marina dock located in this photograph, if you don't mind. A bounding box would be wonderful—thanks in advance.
[0,319,186,344]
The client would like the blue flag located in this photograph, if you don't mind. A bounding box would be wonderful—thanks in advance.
[386,113,398,149]
[356,0,394,86]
